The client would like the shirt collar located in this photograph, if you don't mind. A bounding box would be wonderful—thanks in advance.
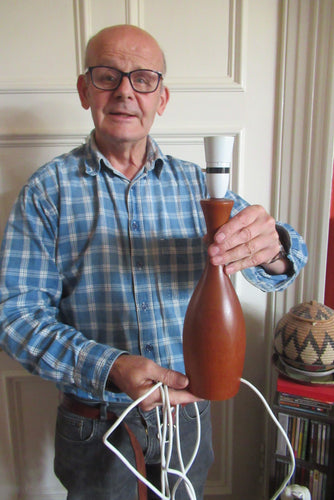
[83,131,165,179]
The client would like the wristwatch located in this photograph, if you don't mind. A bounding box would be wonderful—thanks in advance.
[268,244,287,264]
[266,225,294,275]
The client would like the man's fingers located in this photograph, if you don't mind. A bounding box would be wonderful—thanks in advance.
[138,387,203,411]
[156,366,189,390]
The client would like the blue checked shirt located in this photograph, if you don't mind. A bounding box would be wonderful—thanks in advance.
[0,133,308,403]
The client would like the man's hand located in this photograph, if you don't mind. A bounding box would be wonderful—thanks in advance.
[107,355,202,411]
[207,205,290,275]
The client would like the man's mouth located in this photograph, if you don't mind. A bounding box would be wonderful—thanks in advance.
[109,111,137,118]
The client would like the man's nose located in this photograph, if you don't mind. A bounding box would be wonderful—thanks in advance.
[114,74,134,96]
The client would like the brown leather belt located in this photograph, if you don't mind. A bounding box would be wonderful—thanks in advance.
[61,394,147,500]
[61,393,118,420]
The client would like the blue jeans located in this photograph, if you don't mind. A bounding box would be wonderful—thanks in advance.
[54,399,214,499]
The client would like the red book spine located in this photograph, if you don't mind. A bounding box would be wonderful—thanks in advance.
[277,376,334,404]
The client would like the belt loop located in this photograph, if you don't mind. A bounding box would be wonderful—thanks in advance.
[100,402,108,421]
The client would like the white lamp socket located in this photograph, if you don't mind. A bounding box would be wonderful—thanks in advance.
[204,135,234,198]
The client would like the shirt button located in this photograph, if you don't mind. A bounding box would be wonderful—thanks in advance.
[145,344,153,353]
[131,220,139,230]
[136,260,143,269]
[141,302,149,311]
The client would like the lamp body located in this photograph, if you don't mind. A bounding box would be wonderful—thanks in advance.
[183,199,246,400]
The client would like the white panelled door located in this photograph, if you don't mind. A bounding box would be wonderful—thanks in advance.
[2,1,329,499]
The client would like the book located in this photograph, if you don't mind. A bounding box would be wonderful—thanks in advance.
[309,420,317,462]
[276,412,289,455]
[324,424,330,466]
[277,375,334,404]
[312,469,320,500]
[277,393,332,416]
[300,418,309,460]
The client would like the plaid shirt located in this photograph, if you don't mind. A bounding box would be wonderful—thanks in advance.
[0,133,308,403]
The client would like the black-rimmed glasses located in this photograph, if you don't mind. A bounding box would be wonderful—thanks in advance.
[87,66,163,93]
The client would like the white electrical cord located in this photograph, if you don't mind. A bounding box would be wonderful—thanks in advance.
[103,378,295,500]
[103,382,200,500]
[240,378,296,500]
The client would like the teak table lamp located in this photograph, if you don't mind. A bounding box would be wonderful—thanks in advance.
[183,136,246,400]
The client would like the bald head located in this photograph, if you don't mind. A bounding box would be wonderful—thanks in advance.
[84,25,167,75]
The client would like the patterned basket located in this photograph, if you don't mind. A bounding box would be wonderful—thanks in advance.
[274,300,334,372]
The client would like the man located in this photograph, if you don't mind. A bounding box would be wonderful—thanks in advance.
[0,25,307,499]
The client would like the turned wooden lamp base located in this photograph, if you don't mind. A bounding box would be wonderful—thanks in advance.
[183,198,246,401]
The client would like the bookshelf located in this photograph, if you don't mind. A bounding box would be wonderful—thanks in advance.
[270,375,334,500]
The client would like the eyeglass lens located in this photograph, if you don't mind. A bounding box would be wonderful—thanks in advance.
[90,67,161,93]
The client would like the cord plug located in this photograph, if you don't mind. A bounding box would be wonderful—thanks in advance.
[281,485,311,500]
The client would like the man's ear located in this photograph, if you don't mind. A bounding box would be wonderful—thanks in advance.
[157,85,170,116]
[77,74,90,110]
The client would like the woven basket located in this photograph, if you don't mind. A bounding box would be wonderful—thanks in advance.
[274,300,334,372]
